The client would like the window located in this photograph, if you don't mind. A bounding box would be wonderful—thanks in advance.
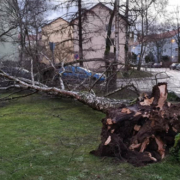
[175,48,178,51]
[164,49,166,52]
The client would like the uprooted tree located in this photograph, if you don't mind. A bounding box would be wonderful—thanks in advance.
[0,69,180,166]
[91,82,180,166]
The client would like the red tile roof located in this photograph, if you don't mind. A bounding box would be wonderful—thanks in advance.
[131,29,180,46]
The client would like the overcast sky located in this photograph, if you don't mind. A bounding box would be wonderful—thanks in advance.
[169,0,180,6]
[47,0,180,21]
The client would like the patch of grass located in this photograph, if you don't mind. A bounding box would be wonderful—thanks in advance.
[167,92,180,102]
[0,93,180,180]
[117,69,152,79]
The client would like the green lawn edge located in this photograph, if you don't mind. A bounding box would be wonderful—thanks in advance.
[0,94,179,180]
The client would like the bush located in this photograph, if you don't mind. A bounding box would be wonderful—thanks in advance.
[128,52,137,64]
[145,55,151,63]
[167,92,180,101]
[145,52,155,63]
[170,133,180,162]
[161,55,170,62]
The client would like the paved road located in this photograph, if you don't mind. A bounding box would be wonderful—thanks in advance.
[147,68,180,95]
[117,68,180,95]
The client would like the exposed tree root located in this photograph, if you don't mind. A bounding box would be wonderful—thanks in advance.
[91,83,180,166]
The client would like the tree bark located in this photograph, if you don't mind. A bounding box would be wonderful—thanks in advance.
[124,0,129,70]
[178,46,180,63]
[0,69,129,113]
[104,1,117,92]
[78,0,83,67]
[115,0,120,63]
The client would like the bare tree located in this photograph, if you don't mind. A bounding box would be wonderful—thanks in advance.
[16,0,48,63]
[52,0,100,67]
[0,0,18,41]
[115,0,120,63]
[78,0,83,66]
[104,0,127,92]
[132,0,168,70]
[0,0,52,88]
[171,6,180,63]
[124,0,130,69]
[148,24,170,62]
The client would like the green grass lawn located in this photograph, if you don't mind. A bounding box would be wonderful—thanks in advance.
[0,93,180,180]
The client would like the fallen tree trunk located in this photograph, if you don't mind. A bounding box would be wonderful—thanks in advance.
[91,83,180,166]
[0,70,129,112]
[1,69,180,166]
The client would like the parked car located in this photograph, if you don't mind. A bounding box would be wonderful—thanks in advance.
[176,64,180,70]
[152,63,162,68]
[59,66,106,82]
[170,63,179,70]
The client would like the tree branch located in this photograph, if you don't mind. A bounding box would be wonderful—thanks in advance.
[0,70,130,113]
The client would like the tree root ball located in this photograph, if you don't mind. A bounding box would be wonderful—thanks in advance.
[91,83,180,166]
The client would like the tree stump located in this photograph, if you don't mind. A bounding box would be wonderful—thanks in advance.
[91,83,180,166]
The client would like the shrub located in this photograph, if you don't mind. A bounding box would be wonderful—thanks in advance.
[161,56,171,67]
[129,52,137,64]
[145,55,151,63]
[161,55,170,62]
[170,133,180,162]
[145,52,155,63]
[167,92,180,101]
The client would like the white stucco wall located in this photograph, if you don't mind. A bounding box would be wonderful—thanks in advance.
[73,4,126,71]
